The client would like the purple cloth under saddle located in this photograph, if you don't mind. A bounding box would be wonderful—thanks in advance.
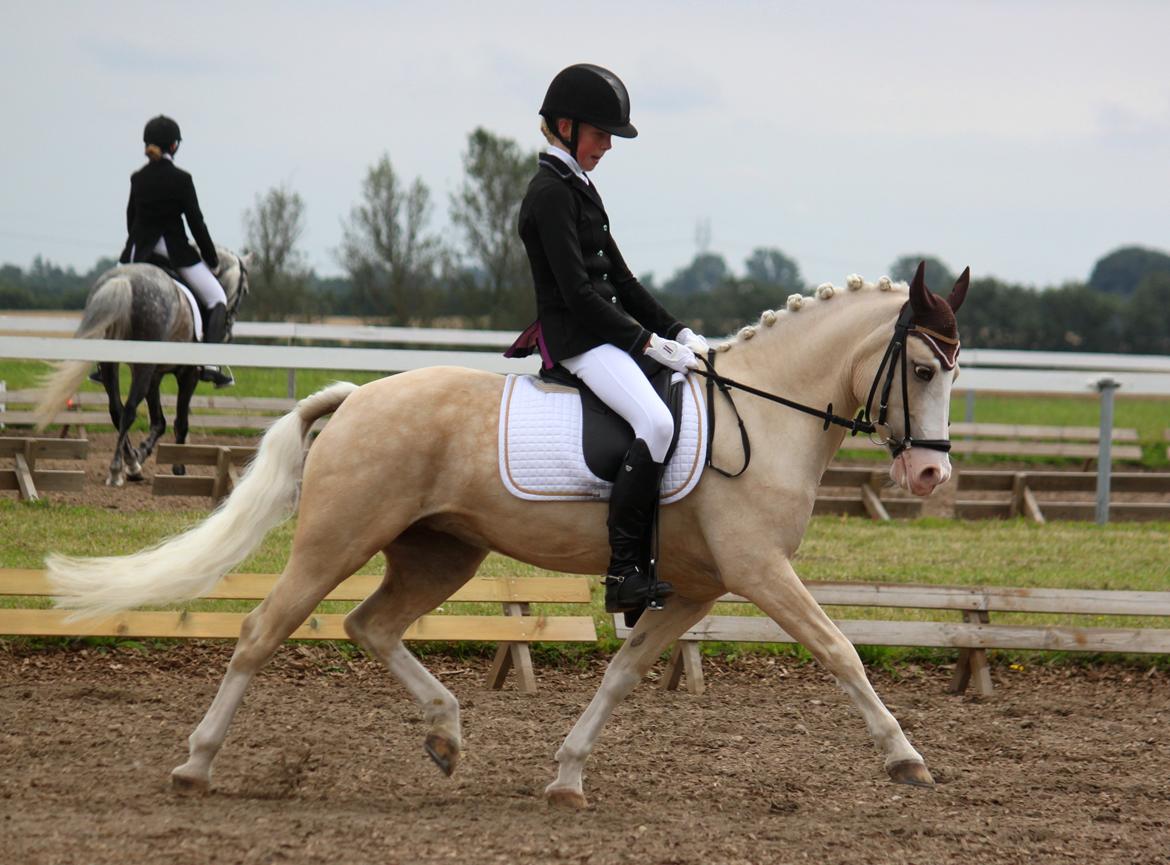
[504,320,554,369]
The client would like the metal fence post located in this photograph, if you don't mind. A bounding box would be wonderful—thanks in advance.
[1094,376,1120,525]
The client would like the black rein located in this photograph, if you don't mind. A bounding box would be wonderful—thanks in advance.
[693,305,952,477]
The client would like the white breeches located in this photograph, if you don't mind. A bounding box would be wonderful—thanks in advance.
[560,343,674,463]
[151,238,226,308]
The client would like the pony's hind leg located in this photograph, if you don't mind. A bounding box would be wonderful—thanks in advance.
[171,540,377,793]
[343,527,488,778]
[546,594,715,808]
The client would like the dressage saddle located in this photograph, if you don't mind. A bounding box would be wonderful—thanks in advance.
[538,354,686,482]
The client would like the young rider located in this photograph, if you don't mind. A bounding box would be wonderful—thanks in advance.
[111,115,234,388]
[508,64,710,613]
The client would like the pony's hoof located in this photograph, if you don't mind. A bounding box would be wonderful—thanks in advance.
[126,471,145,483]
[545,785,588,809]
[424,733,460,777]
[171,765,210,795]
[887,760,935,789]
[106,475,124,488]
[172,465,186,476]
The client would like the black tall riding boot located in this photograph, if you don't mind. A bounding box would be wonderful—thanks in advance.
[604,438,674,613]
[198,303,235,388]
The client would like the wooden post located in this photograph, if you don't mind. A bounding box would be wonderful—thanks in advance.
[948,610,993,696]
[860,481,891,521]
[209,447,233,503]
[486,602,537,693]
[661,641,705,695]
[14,440,38,502]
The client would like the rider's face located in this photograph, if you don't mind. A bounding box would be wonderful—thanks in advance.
[556,120,612,172]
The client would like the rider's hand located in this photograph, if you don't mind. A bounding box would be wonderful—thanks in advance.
[644,333,698,372]
[676,327,711,355]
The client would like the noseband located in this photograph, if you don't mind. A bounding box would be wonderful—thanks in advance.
[693,303,952,478]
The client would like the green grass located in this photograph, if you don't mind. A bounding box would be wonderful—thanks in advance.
[3,501,1168,667]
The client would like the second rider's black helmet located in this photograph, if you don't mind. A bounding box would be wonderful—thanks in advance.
[540,64,638,139]
[143,115,182,149]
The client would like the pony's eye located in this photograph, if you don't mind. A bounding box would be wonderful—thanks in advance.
[914,364,935,382]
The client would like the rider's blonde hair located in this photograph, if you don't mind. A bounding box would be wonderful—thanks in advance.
[539,118,560,146]
[145,143,164,161]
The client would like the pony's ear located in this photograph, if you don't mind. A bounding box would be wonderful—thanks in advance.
[908,260,928,317]
[241,251,256,269]
[948,266,970,313]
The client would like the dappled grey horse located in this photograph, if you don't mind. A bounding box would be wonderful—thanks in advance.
[34,248,249,486]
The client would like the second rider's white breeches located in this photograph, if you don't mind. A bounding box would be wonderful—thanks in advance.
[560,343,674,463]
[152,238,226,308]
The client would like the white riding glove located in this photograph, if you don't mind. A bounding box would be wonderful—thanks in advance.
[676,327,711,355]
[644,333,698,372]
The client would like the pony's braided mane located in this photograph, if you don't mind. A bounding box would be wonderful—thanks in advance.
[715,274,907,353]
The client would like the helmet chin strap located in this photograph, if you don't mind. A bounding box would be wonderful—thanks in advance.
[554,119,580,165]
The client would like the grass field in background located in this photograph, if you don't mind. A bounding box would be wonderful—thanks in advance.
[3,500,1168,667]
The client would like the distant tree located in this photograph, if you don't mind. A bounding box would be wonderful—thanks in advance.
[338,154,440,325]
[662,252,729,296]
[1122,272,1170,353]
[243,185,313,321]
[1088,246,1170,297]
[1034,283,1123,351]
[888,255,956,291]
[449,128,535,329]
[744,247,803,292]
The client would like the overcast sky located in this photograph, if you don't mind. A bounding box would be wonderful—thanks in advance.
[3,1,1168,291]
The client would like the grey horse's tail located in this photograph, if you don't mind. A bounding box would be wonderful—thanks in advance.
[32,276,134,431]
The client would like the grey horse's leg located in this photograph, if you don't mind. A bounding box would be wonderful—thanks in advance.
[171,366,200,476]
[100,363,122,428]
[344,528,489,777]
[546,594,715,808]
[135,374,168,465]
[109,363,154,485]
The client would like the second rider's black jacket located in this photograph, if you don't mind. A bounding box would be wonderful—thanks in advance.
[118,157,218,270]
[517,153,682,363]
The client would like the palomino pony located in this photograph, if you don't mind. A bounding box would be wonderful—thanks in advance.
[33,248,250,486]
[46,264,968,808]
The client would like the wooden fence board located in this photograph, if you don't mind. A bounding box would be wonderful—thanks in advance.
[0,438,89,459]
[155,444,258,465]
[0,608,596,642]
[2,570,594,604]
[0,470,85,493]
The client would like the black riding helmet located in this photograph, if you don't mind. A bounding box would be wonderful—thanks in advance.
[540,64,637,161]
[143,115,182,150]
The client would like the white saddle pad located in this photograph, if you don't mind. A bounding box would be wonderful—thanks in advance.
[174,280,202,341]
[498,373,706,504]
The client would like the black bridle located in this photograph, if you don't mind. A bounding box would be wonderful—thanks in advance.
[692,303,953,479]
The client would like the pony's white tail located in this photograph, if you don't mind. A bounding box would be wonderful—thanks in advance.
[32,276,134,431]
[46,381,360,618]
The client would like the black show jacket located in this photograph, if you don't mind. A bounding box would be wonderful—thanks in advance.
[517,153,682,363]
[118,158,218,269]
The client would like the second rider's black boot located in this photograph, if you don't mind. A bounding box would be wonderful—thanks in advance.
[603,438,674,613]
[198,303,235,388]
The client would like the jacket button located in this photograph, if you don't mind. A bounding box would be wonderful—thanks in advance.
[602,273,609,281]
[602,224,608,232]
[611,296,617,303]
[596,250,604,256]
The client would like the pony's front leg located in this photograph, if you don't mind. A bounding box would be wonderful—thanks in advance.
[547,594,714,809]
[734,554,933,788]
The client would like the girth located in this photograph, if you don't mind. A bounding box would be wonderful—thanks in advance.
[539,356,685,481]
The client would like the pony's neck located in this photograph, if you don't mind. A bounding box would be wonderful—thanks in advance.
[711,287,906,483]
